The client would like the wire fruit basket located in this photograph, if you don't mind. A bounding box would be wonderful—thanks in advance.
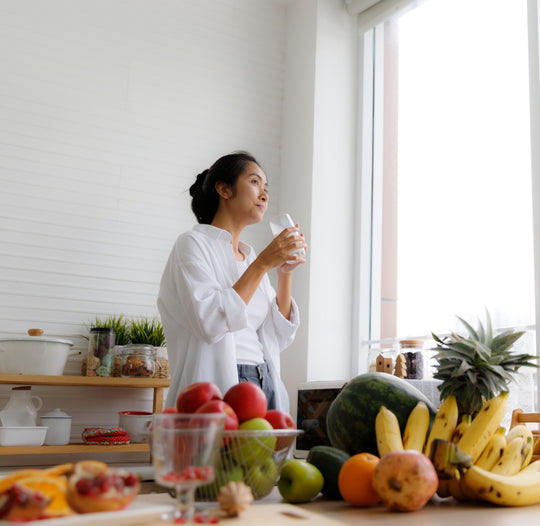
[196,428,303,501]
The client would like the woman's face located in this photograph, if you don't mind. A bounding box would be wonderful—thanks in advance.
[227,162,269,225]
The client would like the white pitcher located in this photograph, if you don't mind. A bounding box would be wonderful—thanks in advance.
[0,386,43,426]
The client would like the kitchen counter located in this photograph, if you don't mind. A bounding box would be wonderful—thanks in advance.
[134,488,540,525]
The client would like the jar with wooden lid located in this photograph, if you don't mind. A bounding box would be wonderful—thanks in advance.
[399,340,424,379]
[120,344,156,378]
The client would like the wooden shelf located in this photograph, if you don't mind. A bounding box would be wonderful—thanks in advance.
[0,443,150,455]
[0,374,170,456]
[0,374,170,389]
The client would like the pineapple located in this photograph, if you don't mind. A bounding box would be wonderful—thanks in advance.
[432,310,538,415]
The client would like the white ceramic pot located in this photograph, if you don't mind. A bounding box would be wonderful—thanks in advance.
[0,335,76,375]
[40,408,72,445]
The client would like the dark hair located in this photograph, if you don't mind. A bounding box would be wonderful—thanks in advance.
[189,151,260,224]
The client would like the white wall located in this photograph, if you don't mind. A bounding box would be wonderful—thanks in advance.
[0,0,286,345]
[0,0,290,466]
[0,0,360,462]
[279,0,358,405]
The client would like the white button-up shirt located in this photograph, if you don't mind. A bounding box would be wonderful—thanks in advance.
[157,224,299,411]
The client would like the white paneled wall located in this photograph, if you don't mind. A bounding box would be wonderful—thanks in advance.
[0,0,287,466]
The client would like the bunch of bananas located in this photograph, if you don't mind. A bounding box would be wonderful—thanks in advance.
[375,392,540,506]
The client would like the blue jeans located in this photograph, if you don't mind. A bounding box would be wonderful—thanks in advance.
[236,362,276,410]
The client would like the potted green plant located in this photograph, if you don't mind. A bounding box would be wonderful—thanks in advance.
[119,317,167,378]
[128,317,166,347]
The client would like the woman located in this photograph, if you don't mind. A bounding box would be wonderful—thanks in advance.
[157,151,307,412]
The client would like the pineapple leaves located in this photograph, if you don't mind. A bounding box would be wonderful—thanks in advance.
[432,310,534,415]
[456,315,479,341]
[492,331,526,353]
[484,308,493,348]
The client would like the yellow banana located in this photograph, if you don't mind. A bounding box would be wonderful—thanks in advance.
[490,436,525,476]
[436,479,452,498]
[451,414,472,443]
[423,395,459,456]
[403,401,430,451]
[514,458,540,476]
[506,424,534,469]
[463,461,540,506]
[457,392,508,463]
[475,427,506,471]
[522,436,534,468]
[507,424,532,442]
[375,406,403,457]
[447,477,470,501]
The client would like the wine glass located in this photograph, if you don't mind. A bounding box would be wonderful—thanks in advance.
[151,413,225,522]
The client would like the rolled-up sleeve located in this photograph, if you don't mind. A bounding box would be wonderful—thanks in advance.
[268,295,299,351]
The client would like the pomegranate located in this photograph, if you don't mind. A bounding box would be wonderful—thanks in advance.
[66,464,141,513]
[0,483,50,521]
[371,450,438,512]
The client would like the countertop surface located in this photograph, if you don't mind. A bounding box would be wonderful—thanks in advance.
[133,488,540,525]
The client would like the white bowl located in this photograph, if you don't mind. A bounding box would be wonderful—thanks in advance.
[0,426,48,446]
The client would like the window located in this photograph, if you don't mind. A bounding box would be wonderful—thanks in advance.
[357,0,539,412]
[361,0,535,338]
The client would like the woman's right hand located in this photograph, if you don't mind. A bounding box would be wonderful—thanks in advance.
[257,226,307,271]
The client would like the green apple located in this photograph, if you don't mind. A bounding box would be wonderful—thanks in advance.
[277,458,324,503]
[244,455,278,499]
[196,462,243,500]
[231,417,276,466]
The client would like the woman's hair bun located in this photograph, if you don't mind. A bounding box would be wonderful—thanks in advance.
[189,169,209,197]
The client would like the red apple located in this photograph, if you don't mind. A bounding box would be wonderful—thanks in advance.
[195,400,239,432]
[223,382,267,423]
[265,409,296,430]
[176,382,222,413]
[162,407,178,414]
[265,409,296,450]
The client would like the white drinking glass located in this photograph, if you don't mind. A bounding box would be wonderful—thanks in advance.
[269,213,306,263]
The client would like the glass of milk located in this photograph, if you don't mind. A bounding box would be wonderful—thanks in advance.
[269,213,306,262]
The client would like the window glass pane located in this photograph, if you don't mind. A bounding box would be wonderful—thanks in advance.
[395,0,534,335]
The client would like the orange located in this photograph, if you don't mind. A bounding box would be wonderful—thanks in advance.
[338,452,381,507]
[0,469,46,493]
[45,462,75,477]
[18,475,73,517]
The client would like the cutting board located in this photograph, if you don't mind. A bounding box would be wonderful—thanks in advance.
[212,503,346,525]
[135,494,346,525]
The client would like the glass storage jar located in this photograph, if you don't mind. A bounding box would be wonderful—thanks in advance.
[87,328,116,377]
[121,344,156,378]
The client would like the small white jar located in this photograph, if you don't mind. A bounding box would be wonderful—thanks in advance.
[40,408,72,445]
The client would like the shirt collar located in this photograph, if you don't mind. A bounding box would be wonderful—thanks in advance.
[193,224,252,257]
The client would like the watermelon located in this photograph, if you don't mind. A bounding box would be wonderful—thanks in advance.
[326,373,437,456]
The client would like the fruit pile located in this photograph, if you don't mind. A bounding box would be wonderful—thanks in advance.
[0,461,140,521]
[290,372,540,511]
[428,393,540,506]
[169,381,299,501]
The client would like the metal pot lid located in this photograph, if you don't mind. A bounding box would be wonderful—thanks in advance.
[0,336,74,346]
[41,408,72,419]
